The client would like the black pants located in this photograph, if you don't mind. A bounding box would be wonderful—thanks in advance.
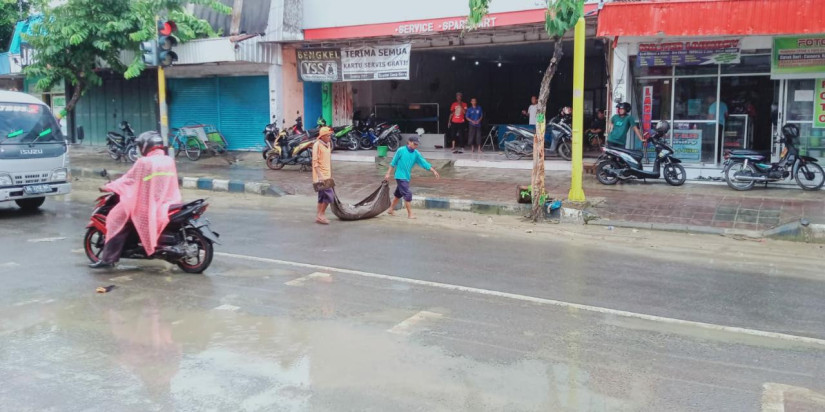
[449,123,466,148]
[100,221,135,264]
[467,126,482,146]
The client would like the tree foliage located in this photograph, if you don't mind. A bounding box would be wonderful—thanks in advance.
[0,0,29,51]
[22,0,229,113]
[467,0,583,220]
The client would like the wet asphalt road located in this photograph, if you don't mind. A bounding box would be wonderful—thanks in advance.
[1,189,825,411]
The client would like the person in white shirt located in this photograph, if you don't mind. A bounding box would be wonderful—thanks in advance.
[521,95,539,125]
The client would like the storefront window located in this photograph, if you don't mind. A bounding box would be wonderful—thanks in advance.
[675,65,719,76]
[633,78,672,129]
[674,77,719,163]
[785,79,815,122]
[721,54,771,74]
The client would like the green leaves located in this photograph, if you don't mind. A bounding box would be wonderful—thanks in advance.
[23,0,229,113]
[466,0,583,38]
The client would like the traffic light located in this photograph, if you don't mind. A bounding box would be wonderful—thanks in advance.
[140,20,178,67]
[157,20,178,66]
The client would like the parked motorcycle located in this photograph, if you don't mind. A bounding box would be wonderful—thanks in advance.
[83,172,219,274]
[261,116,283,159]
[314,117,359,151]
[264,119,316,171]
[595,121,686,186]
[355,113,400,151]
[106,121,139,162]
[502,125,538,160]
[723,123,824,191]
[549,107,573,161]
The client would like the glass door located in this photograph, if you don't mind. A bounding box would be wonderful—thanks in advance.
[783,79,820,161]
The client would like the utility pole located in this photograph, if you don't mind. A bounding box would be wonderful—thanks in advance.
[567,10,587,203]
[158,66,171,156]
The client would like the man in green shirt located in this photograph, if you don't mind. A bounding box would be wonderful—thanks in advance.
[606,102,645,149]
[384,136,440,219]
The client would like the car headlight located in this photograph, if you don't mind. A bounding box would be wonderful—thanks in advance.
[51,168,68,182]
[0,173,12,186]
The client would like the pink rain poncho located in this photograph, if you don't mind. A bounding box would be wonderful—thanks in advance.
[105,150,182,256]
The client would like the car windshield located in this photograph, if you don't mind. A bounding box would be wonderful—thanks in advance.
[0,103,64,144]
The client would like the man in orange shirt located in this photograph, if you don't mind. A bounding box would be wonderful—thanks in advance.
[448,92,468,153]
[312,127,334,224]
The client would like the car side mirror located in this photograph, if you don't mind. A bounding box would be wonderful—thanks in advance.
[76,126,85,141]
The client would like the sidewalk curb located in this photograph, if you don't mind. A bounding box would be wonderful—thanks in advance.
[70,166,824,243]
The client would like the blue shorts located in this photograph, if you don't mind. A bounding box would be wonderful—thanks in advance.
[394,179,412,202]
[317,188,335,204]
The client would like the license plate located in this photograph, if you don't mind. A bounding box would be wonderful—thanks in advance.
[24,184,51,195]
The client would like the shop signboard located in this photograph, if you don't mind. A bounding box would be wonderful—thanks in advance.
[772,36,825,78]
[297,44,412,82]
[296,48,343,82]
[672,129,702,161]
[816,78,825,129]
[641,86,653,133]
[638,40,740,67]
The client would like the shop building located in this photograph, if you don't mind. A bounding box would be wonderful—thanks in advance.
[285,0,607,145]
[599,0,825,168]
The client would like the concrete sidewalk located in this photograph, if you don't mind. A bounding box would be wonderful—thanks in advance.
[68,146,825,238]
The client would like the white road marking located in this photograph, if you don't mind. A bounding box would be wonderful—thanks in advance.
[213,304,240,311]
[217,252,825,347]
[70,248,84,254]
[285,272,331,286]
[109,275,132,282]
[13,298,41,306]
[762,382,825,411]
[27,237,66,243]
[388,311,443,335]
[0,262,20,268]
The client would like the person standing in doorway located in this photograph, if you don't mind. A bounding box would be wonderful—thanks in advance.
[707,95,729,161]
[588,108,607,146]
[522,95,539,125]
[312,127,334,225]
[384,136,440,219]
[466,97,484,153]
[448,92,468,153]
[606,102,645,149]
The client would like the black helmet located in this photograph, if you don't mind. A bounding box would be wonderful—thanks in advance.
[782,124,799,140]
[616,102,632,113]
[655,120,670,134]
[135,131,164,156]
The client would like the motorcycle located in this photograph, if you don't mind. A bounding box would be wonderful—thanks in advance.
[549,107,573,161]
[83,172,220,274]
[265,116,316,171]
[314,117,359,151]
[502,125,538,160]
[355,113,400,151]
[723,124,824,191]
[106,121,139,162]
[261,116,284,159]
[595,121,686,186]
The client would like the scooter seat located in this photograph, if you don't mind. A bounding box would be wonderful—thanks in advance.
[729,149,769,157]
[612,147,644,159]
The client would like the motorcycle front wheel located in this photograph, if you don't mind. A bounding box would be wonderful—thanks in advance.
[796,162,825,191]
[346,132,360,150]
[107,143,121,161]
[126,145,140,162]
[596,160,620,185]
[84,227,105,263]
[725,162,756,191]
[504,143,521,160]
[360,136,374,150]
[663,163,686,186]
[386,132,401,151]
[176,230,214,274]
[265,154,285,170]
[557,140,572,161]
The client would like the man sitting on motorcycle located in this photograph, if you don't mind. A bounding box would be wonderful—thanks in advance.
[90,132,182,269]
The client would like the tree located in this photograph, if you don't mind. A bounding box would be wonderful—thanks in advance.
[468,0,583,221]
[22,0,229,114]
[0,0,29,51]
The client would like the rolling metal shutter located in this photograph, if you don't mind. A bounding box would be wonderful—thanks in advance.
[168,75,269,150]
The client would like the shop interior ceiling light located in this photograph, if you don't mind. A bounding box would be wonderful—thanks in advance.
[451,55,456,61]
[497,62,502,67]
[475,61,479,66]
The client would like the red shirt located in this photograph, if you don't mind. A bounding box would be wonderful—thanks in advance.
[450,102,467,123]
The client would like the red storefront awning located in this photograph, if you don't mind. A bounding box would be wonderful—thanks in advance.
[598,0,825,37]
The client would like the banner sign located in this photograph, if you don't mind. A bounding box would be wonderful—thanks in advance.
[638,40,740,67]
[672,129,702,161]
[641,86,653,133]
[816,79,825,128]
[297,44,411,82]
[772,36,825,77]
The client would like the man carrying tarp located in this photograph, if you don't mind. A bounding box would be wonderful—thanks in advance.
[384,136,440,219]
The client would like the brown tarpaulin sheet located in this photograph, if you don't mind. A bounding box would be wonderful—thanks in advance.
[331,181,391,221]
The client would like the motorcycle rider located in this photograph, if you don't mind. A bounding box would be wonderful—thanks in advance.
[606,102,645,149]
[90,132,182,269]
